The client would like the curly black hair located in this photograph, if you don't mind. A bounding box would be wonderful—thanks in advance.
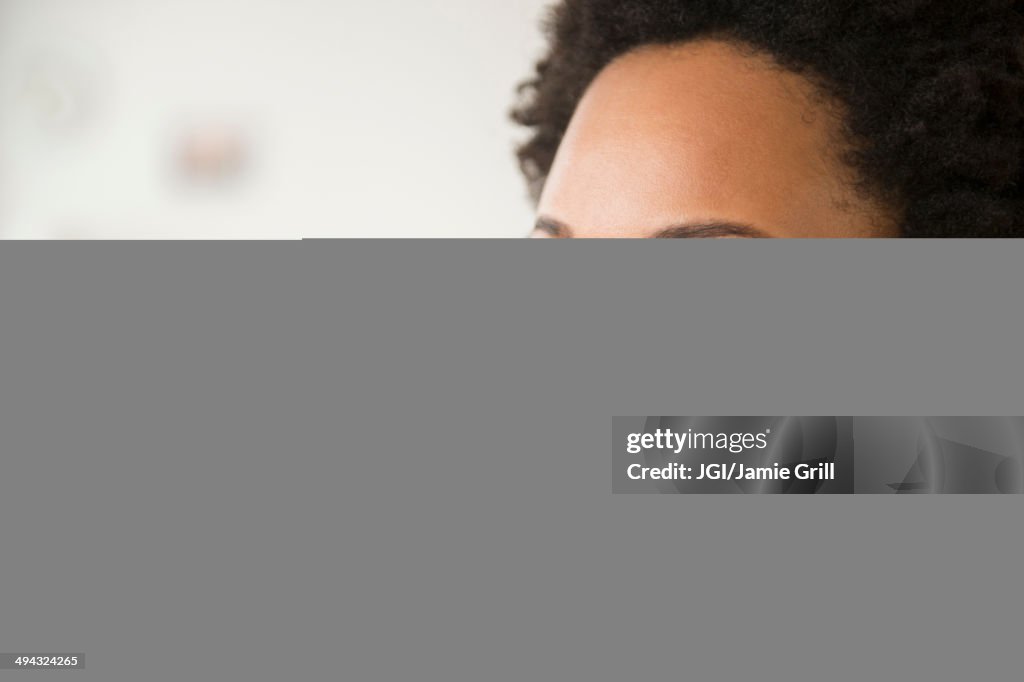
[512,0,1024,236]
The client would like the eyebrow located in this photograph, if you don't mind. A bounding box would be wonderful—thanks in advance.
[533,217,769,239]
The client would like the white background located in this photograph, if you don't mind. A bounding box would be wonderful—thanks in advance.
[0,0,551,238]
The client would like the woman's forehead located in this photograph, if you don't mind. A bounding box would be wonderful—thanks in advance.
[538,41,895,237]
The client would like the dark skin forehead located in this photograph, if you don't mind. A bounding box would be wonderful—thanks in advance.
[534,40,899,239]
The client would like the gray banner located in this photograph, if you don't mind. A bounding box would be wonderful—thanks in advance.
[1,241,1024,681]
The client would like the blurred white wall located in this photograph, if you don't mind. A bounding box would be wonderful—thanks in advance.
[0,0,551,238]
